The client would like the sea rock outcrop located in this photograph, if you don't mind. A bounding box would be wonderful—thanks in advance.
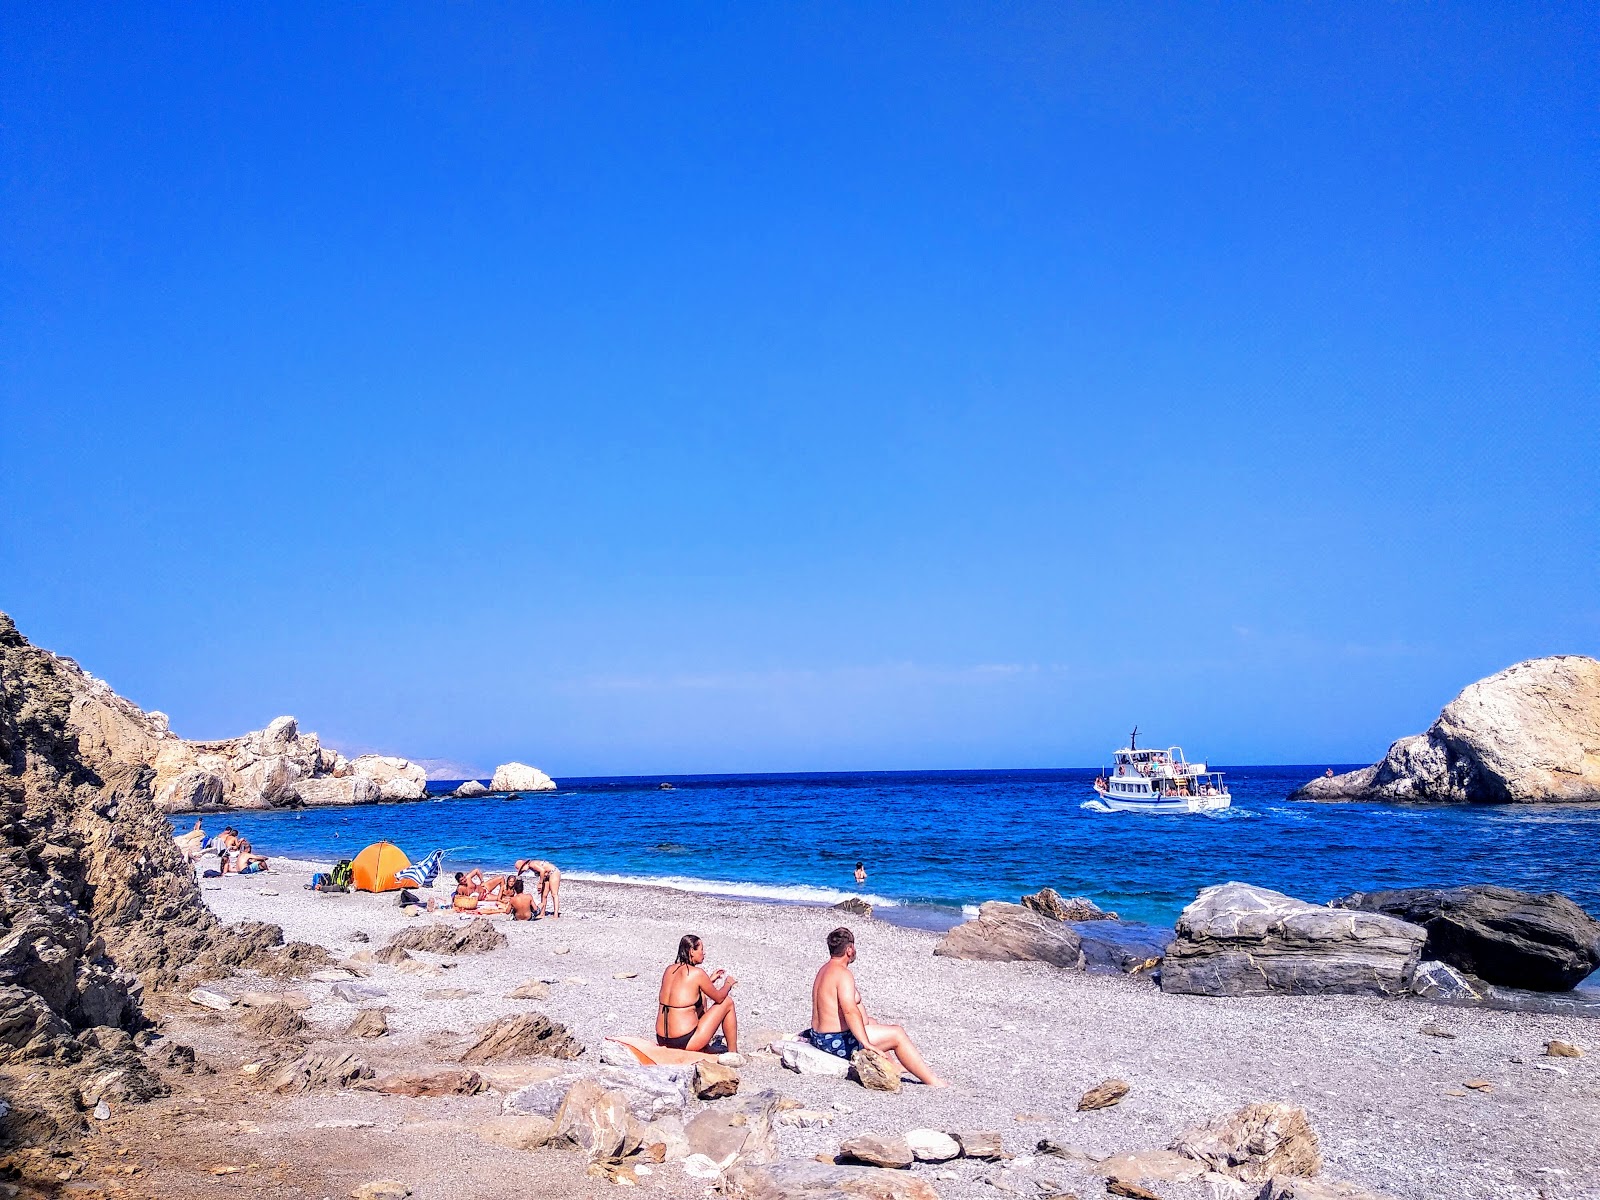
[454,779,489,798]
[933,902,1085,967]
[1333,885,1600,991]
[1161,883,1426,997]
[1291,656,1600,804]
[0,611,310,1146]
[32,631,429,812]
[1021,887,1116,921]
[491,762,558,792]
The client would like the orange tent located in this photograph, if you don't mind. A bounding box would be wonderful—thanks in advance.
[351,841,411,892]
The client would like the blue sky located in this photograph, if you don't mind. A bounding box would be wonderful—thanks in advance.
[3,3,1595,776]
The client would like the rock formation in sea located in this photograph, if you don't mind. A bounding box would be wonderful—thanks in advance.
[1290,655,1600,804]
[10,619,427,811]
[453,779,489,798]
[0,612,324,1146]
[491,761,558,792]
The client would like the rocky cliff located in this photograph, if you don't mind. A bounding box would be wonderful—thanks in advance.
[31,634,425,812]
[1291,656,1600,804]
[0,613,326,1149]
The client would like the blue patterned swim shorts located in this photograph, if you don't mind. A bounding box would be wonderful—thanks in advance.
[803,1028,861,1058]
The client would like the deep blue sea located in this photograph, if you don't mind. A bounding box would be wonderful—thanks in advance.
[199,766,1600,929]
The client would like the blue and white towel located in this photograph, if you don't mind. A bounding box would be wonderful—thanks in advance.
[395,849,444,889]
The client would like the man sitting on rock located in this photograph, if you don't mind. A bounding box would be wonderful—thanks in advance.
[804,926,947,1087]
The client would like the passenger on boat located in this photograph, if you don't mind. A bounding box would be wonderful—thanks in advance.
[655,934,738,1052]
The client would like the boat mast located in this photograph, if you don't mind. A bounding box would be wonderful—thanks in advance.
[1129,725,1138,751]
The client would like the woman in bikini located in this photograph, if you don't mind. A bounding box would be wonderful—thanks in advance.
[655,934,739,1053]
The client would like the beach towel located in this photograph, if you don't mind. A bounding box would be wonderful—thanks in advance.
[395,849,444,889]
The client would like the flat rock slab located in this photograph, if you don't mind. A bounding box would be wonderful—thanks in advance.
[725,1160,939,1200]
[905,1129,960,1162]
[777,1040,851,1078]
[1094,1149,1206,1182]
[330,982,389,1003]
[837,1134,913,1169]
[370,1069,486,1097]
[952,1131,1005,1161]
[1161,882,1425,997]
[187,988,234,1011]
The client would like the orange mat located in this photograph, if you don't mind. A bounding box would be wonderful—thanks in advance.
[606,1035,721,1066]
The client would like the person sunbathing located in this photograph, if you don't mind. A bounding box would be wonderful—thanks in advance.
[452,869,509,909]
[805,926,946,1086]
[655,934,738,1052]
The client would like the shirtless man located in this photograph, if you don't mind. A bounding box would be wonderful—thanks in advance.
[805,926,946,1086]
[655,934,738,1052]
[507,878,538,921]
[515,858,562,918]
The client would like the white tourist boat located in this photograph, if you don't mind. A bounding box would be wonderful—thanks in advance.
[1091,728,1231,814]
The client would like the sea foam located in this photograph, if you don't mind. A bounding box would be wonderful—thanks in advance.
[563,870,900,909]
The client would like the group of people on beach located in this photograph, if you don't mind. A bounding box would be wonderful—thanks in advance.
[450,858,562,918]
[655,924,947,1088]
[174,818,269,874]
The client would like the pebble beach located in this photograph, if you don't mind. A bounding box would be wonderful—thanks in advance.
[186,861,1600,1200]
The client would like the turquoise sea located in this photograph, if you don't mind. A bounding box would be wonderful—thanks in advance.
[202,766,1600,933]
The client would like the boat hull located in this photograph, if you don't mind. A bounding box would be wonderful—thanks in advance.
[1092,789,1231,815]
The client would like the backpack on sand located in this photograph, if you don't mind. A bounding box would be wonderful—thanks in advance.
[329,859,354,891]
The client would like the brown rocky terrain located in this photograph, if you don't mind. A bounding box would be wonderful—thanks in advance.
[0,613,334,1159]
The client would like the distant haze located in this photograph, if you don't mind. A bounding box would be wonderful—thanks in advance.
[3,6,1594,776]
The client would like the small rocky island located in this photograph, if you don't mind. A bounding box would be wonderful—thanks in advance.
[1291,655,1600,804]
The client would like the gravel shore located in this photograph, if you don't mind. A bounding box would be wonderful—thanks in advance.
[196,860,1600,1200]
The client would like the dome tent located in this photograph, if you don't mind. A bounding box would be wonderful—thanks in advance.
[351,841,411,893]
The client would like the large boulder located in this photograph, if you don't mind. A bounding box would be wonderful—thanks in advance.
[1333,885,1600,991]
[491,762,558,792]
[454,779,488,798]
[1291,656,1600,804]
[932,902,1084,967]
[1161,883,1426,997]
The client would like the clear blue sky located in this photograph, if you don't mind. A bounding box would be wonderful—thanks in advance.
[3,4,1595,776]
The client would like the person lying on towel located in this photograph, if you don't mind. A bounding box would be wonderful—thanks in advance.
[452,869,509,910]
[655,934,738,1053]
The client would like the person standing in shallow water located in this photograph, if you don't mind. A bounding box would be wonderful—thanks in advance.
[804,926,947,1087]
[854,861,867,885]
[655,934,738,1052]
